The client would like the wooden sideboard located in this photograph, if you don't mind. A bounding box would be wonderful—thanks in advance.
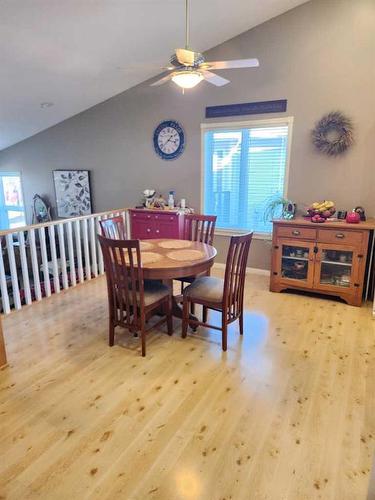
[129,209,185,240]
[270,217,375,306]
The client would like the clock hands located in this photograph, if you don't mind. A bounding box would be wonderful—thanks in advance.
[161,133,178,149]
[163,135,173,146]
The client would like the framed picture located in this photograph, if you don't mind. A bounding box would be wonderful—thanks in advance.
[53,170,92,218]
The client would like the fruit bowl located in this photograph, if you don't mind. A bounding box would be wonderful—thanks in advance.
[311,215,326,223]
[306,201,335,222]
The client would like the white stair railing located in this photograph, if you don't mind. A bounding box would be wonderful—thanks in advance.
[0,208,128,314]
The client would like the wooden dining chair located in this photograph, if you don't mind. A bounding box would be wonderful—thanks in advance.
[176,213,217,292]
[182,232,253,351]
[184,214,217,245]
[98,235,173,356]
[99,215,126,240]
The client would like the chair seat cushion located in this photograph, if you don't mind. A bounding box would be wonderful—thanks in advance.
[143,280,170,306]
[184,276,224,304]
[117,280,169,307]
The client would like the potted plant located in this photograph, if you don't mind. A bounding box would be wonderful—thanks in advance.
[264,195,296,223]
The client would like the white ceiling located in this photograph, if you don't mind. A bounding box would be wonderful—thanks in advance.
[0,0,307,151]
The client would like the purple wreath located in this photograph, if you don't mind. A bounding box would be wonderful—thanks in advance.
[312,111,354,156]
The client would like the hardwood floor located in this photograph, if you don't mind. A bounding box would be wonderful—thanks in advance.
[0,269,374,499]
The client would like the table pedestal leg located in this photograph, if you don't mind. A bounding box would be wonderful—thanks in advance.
[163,279,199,325]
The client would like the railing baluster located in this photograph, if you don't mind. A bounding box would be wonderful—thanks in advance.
[0,239,10,314]
[58,223,69,290]
[96,217,104,275]
[74,220,84,283]
[66,221,76,286]
[29,229,41,301]
[48,225,60,294]
[89,217,98,277]
[82,218,91,281]
[38,227,51,297]
[18,231,32,305]
[6,234,21,310]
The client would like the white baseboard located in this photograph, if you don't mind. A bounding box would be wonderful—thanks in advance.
[213,262,270,277]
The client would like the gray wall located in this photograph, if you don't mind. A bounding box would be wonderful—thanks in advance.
[1,0,374,268]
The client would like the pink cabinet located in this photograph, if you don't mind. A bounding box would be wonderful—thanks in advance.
[129,209,185,240]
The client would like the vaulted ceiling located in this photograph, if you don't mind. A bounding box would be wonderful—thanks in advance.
[0,0,308,150]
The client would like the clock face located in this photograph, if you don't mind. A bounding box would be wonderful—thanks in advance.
[153,120,185,160]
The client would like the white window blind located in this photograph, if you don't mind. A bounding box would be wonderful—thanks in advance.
[202,120,291,233]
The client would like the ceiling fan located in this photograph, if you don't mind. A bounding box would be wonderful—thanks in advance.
[151,0,259,90]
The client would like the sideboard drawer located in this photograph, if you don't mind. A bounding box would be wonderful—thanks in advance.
[277,226,317,240]
[131,212,152,221]
[317,229,364,246]
[131,212,178,222]
[152,213,178,222]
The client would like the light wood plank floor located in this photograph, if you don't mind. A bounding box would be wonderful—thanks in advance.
[1,270,374,500]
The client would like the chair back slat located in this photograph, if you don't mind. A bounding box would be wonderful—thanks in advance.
[223,233,253,320]
[100,216,126,240]
[184,214,217,245]
[98,235,144,330]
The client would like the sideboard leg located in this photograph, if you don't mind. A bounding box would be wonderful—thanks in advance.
[341,294,362,307]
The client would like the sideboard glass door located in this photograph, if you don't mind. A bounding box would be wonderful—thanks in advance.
[314,244,358,291]
[277,239,315,287]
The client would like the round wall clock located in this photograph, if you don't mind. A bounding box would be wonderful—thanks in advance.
[153,120,185,160]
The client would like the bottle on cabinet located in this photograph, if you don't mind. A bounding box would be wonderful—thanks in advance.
[168,191,175,209]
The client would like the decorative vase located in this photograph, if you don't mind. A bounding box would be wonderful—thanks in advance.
[346,211,360,224]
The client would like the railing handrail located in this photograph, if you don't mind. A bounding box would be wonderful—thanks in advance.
[0,208,129,236]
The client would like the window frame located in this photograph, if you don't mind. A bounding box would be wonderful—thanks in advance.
[0,171,26,230]
[200,116,294,239]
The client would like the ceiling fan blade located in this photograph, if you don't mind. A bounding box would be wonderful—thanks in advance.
[175,48,201,66]
[150,73,172,87]
[203,58,259,70]
[202,70,230,87]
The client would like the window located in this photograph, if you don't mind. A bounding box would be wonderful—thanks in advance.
[202,118,292,234]
[0,173,26,230]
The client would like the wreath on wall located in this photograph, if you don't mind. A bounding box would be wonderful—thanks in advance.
[312,111,354,156]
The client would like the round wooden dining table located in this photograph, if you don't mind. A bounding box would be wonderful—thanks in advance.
[138,238,217,318]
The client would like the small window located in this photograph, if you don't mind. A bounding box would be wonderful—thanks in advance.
[0,173,26,229]
[202,118,292,234]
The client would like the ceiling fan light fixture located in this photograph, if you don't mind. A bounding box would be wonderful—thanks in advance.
[171,70,203,89]
[150,0,259,89]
